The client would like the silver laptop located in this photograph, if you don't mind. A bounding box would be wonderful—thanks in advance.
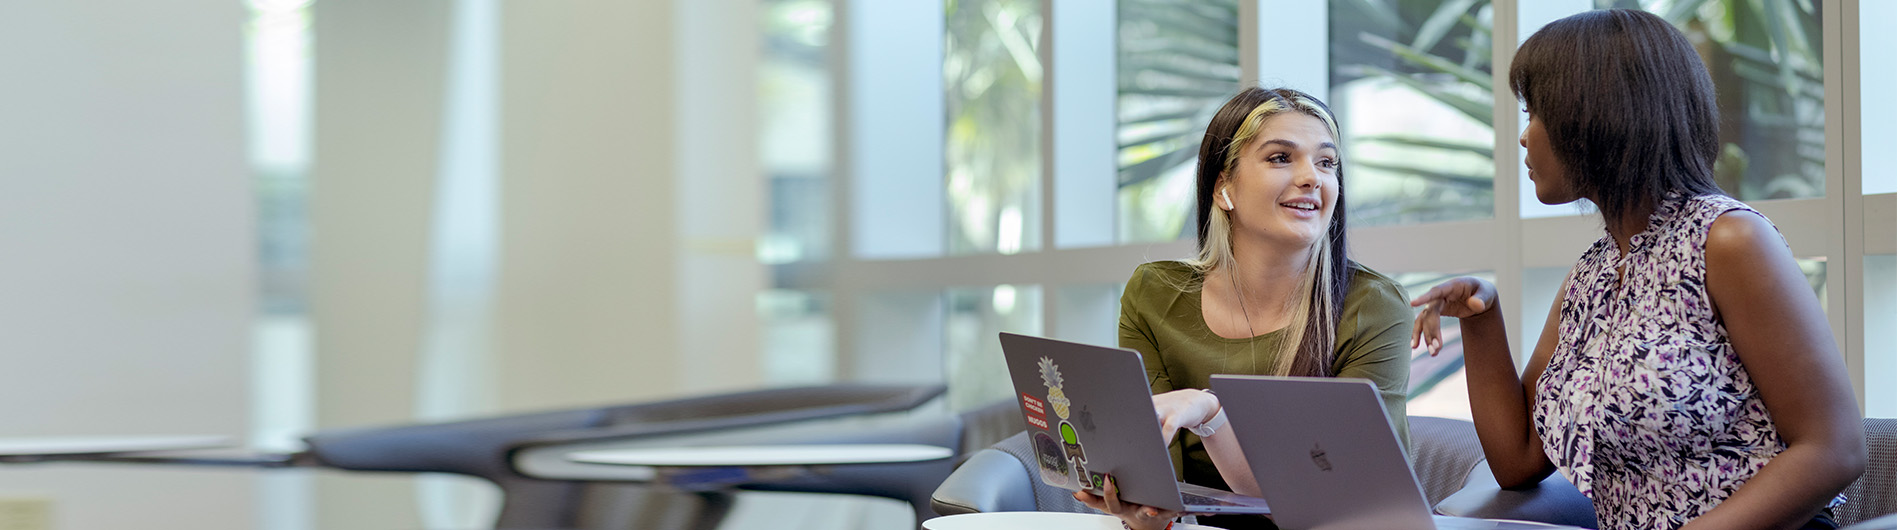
[999,332,1269,515]
[1209,375,1579,530]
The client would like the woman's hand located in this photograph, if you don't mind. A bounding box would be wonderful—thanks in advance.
[1075,476,1182,530]
[1408,276,1498,355]
[1151,388,1219,444]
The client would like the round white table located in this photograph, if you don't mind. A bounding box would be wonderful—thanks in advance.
[0,435,232,459]
[565,443,953,467]
[924,512,1223,530]
[564,443,954,490]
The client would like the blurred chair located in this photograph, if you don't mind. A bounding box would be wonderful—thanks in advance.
[929,415,1487,517]
[1436,417,1897,529]
[304,383,945,529]
[506,395,1023,530]
[1836,418,1896,527]
[1843,514,1897,530]
[1432,460,1597,529]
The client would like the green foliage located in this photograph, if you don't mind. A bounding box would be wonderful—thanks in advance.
[1114,0,1240,243]
[1331,0,1497,227]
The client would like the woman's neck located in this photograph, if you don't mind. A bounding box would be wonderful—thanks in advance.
[1605,201,1657,256]
[1225,236,1312,308]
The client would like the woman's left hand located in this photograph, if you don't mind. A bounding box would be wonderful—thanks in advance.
[1075,475,1182,530]
[1151,388,1219,443]
[1407,276,1498,356]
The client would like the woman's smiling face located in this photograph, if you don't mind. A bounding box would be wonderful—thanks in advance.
[1219,112,1340,251]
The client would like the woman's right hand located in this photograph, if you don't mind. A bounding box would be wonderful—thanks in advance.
[1408,277,1498,356]
[1075,476,1181,530]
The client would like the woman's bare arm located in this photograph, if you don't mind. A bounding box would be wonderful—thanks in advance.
[1412,274,1566,487]
[1680,212,1865,530]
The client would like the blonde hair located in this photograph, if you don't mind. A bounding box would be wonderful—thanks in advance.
[1180,88,1344,377]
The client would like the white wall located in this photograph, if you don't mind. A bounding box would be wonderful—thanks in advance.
[309,1,451,528]
[0,1,255,530]
[310,0,693,526]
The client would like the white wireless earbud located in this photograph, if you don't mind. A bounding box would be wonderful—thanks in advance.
[1221,189,1235,211]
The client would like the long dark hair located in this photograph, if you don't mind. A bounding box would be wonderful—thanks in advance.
[1185,87,1351,378]
[1510,8,1725,224]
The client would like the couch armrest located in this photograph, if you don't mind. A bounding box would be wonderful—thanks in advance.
[1434,460,1598,529]
[931,448,1036,516]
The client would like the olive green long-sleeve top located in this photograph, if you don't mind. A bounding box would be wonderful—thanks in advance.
[1117,260,1414,492]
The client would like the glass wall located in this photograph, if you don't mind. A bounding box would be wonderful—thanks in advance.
[759,289,836,385]
[799,0,1892,431]
[760,0,835,266]
[1115,0,1240,243]
[1331,0,1498,227]
[945,285,1043,410]
[759,0,838,384]
[945,0,1043,255]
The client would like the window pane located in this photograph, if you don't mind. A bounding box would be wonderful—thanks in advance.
[1796,257,1826,309]
[1331,0,1497,227]
[1115,0,1239,243]
[1052,282,1122,346]
[759,1,838,389]
[946,284,1043,411]
[1865,255,1895,417]
[853,289,945,384]
[760,0,833,265]
[1593,0,1826,201]
[1391,270,1497,421]
[1864,0,1896,195]
[759,289,835,386]
[945,0,1042,255]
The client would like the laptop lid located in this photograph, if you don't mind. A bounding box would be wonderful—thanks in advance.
[1000,332,1269,514]
[1209,375,1435,530]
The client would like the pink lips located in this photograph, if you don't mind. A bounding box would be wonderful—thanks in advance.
[1279,197,1322,219]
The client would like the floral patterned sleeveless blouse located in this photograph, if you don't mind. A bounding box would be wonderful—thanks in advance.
[1532,193,1840,529]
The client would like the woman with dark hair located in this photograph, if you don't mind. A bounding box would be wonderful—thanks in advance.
[1076,86,1415,530]
[1411,9,1864,530]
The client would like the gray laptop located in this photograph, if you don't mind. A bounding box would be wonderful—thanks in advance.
[999,332,1269,514]
[1208,375,1578,530]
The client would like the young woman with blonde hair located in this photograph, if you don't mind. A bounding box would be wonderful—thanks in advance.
[1078,87,1415,530]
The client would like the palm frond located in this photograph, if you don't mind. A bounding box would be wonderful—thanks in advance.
[1356,161,1492,188]
[1357,134,1493,160]
[1338,64,1493,125]
[1357,33,1491,89]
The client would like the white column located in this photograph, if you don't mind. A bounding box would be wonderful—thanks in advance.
[310,1,452,528]
[0,1,254,529]
[493,0,683,409]
[676,0,766,393]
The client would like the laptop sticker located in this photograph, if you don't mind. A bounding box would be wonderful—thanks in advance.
[1032,431,1073,487]
[1038,356,1072,420]
[1085,468,1108,493]
[1059,420,1087,463]
[1022,393,1049,430]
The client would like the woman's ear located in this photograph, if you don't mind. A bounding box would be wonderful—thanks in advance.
[1215,174,1235,211]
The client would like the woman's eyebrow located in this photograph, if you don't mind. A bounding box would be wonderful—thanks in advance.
[1261,139,1339,152]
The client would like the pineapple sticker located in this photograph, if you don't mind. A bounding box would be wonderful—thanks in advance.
[1039,356,1071,420]
[1038,356,1089,467]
